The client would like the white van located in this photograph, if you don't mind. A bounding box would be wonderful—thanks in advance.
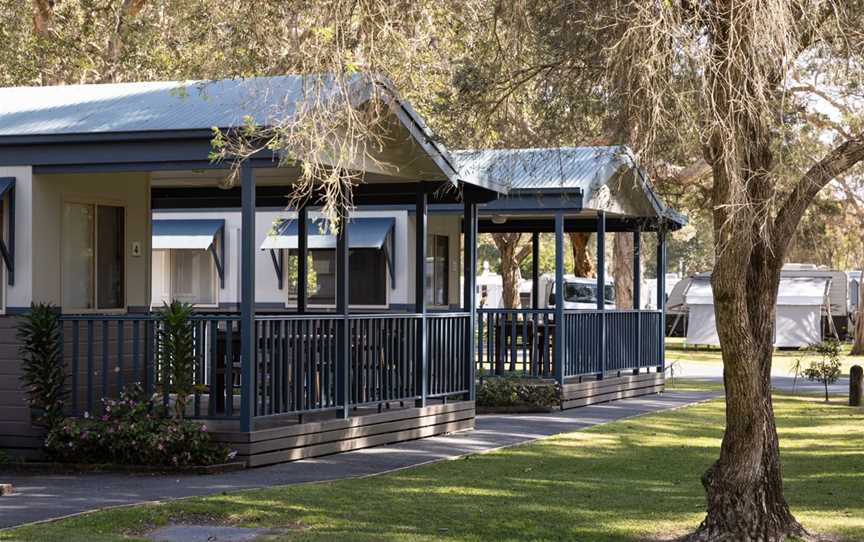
[538,274,616,310]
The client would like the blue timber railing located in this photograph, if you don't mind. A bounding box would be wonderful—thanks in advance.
[476,308,663,382]
[59,311,472,422]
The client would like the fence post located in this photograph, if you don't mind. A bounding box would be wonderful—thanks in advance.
[597,211,606,379]
[336,207,350,418]
[239,163,256,432]
[463,196,477,401]
[415,186,428,407]
[657,227,667,372]
[554,211,565,384]
[850,365,863,406]
[634,229,641,373]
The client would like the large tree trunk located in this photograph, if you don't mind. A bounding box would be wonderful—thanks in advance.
[695,262,804,540]
[693,150,807,539]
[569,232,594,277]
[613,233,634,309]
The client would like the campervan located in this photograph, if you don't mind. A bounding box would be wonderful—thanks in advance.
[537,274,616,310]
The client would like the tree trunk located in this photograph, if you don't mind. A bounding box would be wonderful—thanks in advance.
[492,233,530,309]
[694,260,806,541]
[569,232,594,277]
[613,233,634,309]
[850,270,864,355]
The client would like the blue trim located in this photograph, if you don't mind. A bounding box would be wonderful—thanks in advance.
[0,177,14,285]
[268,248,284,290]
[239,164,255,433]
[553,212,565,384]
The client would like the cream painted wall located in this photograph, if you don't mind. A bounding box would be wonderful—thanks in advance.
[0,166,33,311]
[31,172,151,310]
[407,213,464,308]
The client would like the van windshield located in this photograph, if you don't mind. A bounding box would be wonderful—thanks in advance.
[563,283,615,304]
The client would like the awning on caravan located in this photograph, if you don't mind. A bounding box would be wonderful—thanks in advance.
[684,276,831,347]
[152,219,225,250]
[261,217,396,287]
[151,219,225,288]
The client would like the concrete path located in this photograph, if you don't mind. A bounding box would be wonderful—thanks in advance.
[0,389,718,529]
[670,360,851,395]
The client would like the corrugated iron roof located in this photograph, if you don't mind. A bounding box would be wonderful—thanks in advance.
[0,75,364,136]
[453,146,685,224]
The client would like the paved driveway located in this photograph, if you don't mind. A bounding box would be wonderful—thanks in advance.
[0,390,718,529]
[669,360,851,395]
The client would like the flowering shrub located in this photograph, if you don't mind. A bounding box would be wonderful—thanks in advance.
[45,384,232,467]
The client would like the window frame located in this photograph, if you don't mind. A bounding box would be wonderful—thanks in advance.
[426,234,450,308]
[60,196,128,315]
[167,248,220,308]
[284,248,391,310]
[0,195,7,315]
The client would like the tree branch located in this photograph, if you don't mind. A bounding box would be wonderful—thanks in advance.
[773,135,864,252]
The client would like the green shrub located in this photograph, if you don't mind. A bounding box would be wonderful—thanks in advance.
[45,384,232,467]
[804,340,843,402]
[477,377,560,409]
[157,301,197,419]
[18,303,67,429]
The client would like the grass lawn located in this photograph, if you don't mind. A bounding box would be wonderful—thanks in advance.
[666,337,863,375]
[3,387,862,542]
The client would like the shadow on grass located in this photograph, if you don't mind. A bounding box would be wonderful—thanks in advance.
[2,395,862,542]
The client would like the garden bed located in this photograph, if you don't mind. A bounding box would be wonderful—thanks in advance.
[476,376,561,413]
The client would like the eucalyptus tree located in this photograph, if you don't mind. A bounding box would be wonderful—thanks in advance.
[608,1,864,539]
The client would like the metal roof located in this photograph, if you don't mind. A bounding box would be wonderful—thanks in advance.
[0,75,370,136]
[0,75,506,192]
[453,146,685,225]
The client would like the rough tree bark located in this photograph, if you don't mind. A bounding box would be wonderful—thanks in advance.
[613,233,633,309]
[569,232,594,277]
[492,233,531,309]
[695,133,864,541]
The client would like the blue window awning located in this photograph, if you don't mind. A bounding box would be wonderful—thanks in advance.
[152,219,225,288]
[152,219,225,250]
[262,217,396,288]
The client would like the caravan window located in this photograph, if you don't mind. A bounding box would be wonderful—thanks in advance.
[62,202,125,311]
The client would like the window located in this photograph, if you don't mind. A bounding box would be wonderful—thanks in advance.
[425,235,449,306]
[170,250,216,305]
[62,202,125,311]
[287,249,388,306]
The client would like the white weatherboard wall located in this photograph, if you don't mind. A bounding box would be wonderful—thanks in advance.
[152,209,418,308]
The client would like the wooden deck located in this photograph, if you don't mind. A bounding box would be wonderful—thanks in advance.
[209,401,476,467]
[560,372,664,410]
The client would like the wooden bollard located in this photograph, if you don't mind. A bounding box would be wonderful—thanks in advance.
[851,365,863,407]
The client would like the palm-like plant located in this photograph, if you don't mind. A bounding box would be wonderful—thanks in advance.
[18,303,66,429]
[157,301,196,419]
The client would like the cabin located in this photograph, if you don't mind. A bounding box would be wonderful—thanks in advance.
[0,76,683,466]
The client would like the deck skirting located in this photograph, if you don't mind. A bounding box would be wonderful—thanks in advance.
[560,372,664,410]
[210,401,476,467]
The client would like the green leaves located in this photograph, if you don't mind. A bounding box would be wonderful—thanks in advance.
[17,303,66,430]
[803,340,844,401]
[156,300,196,419]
